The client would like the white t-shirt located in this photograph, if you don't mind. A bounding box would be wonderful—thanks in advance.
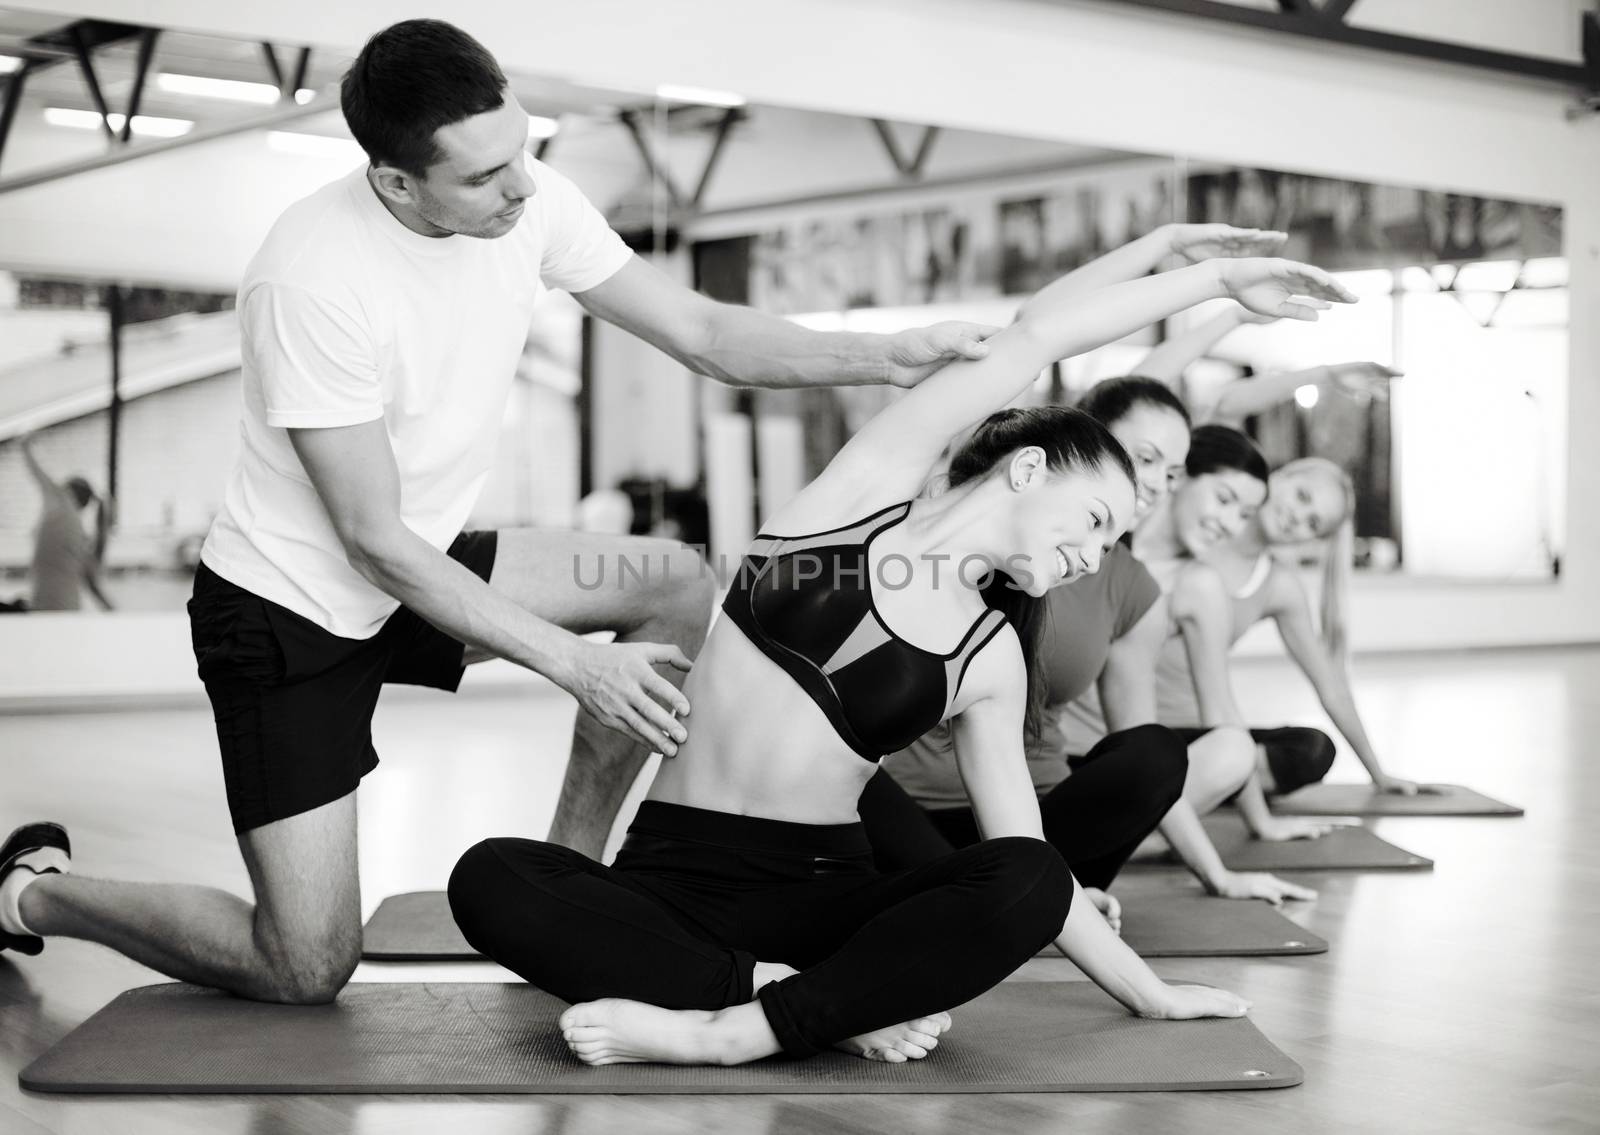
[202,159,631,638]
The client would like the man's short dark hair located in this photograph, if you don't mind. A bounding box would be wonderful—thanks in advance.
[341,19,508,176]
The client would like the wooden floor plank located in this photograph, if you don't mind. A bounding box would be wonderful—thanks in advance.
[2,645,1595,1132]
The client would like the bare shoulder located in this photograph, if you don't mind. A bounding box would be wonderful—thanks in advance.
[757,477,907,540]
[1264,558,1311,611]
[1170,559,1230,615]
[947,619,1025,717]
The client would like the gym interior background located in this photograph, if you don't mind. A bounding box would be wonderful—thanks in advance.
[0,1,1596,1132]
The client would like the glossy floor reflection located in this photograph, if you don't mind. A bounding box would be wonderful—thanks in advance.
[1,646,1596,1133]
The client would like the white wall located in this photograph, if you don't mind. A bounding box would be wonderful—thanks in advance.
[1,0,1595,700]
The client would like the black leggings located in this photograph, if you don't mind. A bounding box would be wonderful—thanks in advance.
[1172,725,1336,796]
[860,724,1188,889]
[448,801,1071,1058]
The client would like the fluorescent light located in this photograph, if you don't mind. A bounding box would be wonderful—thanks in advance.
[294,88,316,105]
[0,56,23,75]
[1295,384,1320,410]
[1520,257,1568,289]
[157,72,279,104]
[267,131,364,160]
[526,114,560,140]
[44,107,193,137]
[1454,259,1522,293]
[655,83,745,107]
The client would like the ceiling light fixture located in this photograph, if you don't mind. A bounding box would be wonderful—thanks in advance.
[0,56,23,75]
[654,83,745,107]
[156,72,280,104]
[44,107,194,137]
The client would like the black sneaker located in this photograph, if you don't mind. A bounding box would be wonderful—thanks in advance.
[0,822,70,957]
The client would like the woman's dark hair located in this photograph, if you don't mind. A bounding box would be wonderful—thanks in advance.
[1076,375,1191,430]
[946,406,1134,739]
[341,20,508,176]
[1185,423,1269,484]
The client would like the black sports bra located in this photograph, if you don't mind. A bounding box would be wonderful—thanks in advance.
[720,501,1008,762]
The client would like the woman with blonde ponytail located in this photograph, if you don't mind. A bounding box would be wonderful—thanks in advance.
[1147,446,1426,809]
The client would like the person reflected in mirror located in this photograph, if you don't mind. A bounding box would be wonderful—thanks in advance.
[17,434,114,613]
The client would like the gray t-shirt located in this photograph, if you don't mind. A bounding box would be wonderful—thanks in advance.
[882,544,1160,807]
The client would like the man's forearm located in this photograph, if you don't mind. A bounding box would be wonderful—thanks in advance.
[350,527,580,683]
[691,305,895,389]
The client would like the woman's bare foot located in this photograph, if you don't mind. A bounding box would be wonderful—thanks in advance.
[835,1011,953,1063]
[560,998,781,1067]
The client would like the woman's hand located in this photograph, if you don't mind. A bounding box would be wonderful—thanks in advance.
[1329,361,1402,401]
[1083,887,1122,935]
[1374,775,1449,796]
[1253,815,1357,842]
[1216,258,1358,321]
[1164,223,1287,263]
[1208,870,1317,905]
[1140,984,1251,1020]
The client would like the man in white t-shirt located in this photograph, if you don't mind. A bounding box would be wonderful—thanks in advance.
[0,20,997,1001]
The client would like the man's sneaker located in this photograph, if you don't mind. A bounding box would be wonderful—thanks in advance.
[0,822,71,956]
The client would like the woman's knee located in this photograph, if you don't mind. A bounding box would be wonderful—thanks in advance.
[1264,727,1336,794]
[447,837,542,946]
[978,836,1074,935]
[1190,726,1255,792]
[1114,724,1190,806]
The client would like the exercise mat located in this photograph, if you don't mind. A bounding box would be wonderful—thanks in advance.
[22,981,1302,1094]
[1195,813,1432,872]
[1272,782,1522,817]
[362,891,477,961]
[1039,892,1326,958]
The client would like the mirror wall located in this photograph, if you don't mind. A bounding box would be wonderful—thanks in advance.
[0,10,1567,613]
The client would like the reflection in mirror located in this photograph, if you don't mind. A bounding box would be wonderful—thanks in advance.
[0,4,1567,615]
[691,162,1564,585]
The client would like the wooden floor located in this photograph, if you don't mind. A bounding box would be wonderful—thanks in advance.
[2,645,1597,1134]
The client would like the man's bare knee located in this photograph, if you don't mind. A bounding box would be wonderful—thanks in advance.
[632,543,714,643]
[257,933,361,1005]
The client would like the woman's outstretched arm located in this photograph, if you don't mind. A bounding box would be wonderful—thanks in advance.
[801,258,1357,512]
[1101,596,1312,903]
[1210,361,1400,427]
[1132,306,1260,384]
[950,633,1249,1021]
[1016,224,1285,318]
[1270,573,1425,794]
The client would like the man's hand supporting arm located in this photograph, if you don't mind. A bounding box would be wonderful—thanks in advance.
[574,256,996,390]
[289,419,690,752]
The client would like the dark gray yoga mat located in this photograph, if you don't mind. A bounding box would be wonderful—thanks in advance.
[1038,893,1326,958]
[21,981,1302,1094]
[1272,782,1523,817]
[363,891,476,961]
[363,889,1328,962]
[1192,813,1433,872]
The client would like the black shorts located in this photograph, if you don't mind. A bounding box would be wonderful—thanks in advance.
[188,531,498,834]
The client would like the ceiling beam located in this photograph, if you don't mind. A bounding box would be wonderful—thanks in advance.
[1092,0,1598,94]
[0,88,335,197]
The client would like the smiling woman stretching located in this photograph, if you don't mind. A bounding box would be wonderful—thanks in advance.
[446,253,1353,1068]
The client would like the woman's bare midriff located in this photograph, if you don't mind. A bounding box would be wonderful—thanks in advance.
[645,620,880,825]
